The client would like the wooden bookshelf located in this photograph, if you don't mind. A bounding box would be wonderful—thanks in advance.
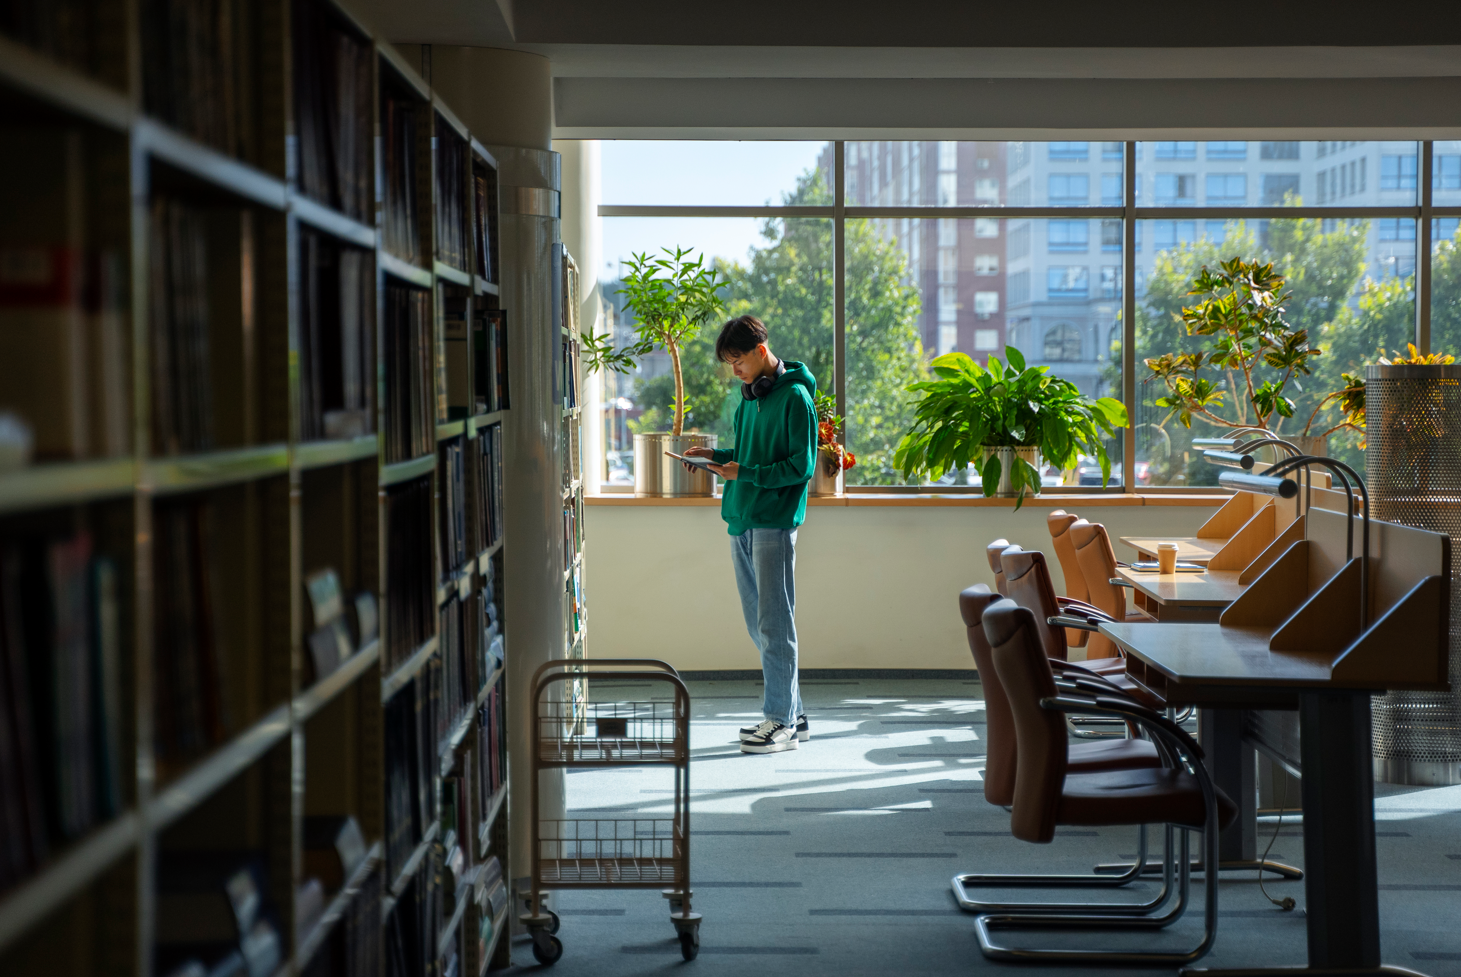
[0,1,517,975]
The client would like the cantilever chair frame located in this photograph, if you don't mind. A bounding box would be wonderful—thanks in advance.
[973,694,1223,966]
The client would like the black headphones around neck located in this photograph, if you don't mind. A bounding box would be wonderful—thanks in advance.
[742,359,786,401]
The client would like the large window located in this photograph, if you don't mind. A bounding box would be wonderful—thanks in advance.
[598,139,1458,492]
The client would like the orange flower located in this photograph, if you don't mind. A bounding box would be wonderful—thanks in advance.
[842,451,856,470]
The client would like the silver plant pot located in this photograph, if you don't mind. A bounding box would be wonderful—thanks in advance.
[809,447,844,497]
[983,445,1041,498]
[634,433,719,498]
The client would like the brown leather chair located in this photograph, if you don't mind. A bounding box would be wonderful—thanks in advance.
[971,598,1234,965]
[997,544,1126,681]
[985,538,1011,595]
[1071,517,1150,660]
[1047,510,1089,647]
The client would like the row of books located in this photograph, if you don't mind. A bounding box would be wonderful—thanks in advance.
[438,437,469,577]
[473,423,505,553]
[141,0,259,163]
[381,86,421,265]
[0,132,131,463]
[154,499,230,772]
[384,477,435,673]
[294,0,374,224]
[562,497,582,570]
[561,337,582,410]
[435,117,468,272]
[471,165,496,285]
[440,288,469,421]
[0,533,123,895]
[473,307,509,415]
[566,566,585,643]
[383,283,433,464]
[150,197,217,456]
[156,854,283,977]
[0,0,98,76]
[475,856,508,965]
[477,675,507,803]
[385,866,442,977]
[303,567,378,686]
[437,598,471,750]
[560,414,582,494]
[305,857,382,977]
[384,672,436,884]
[300,232,375,442]
[477,564,503,698]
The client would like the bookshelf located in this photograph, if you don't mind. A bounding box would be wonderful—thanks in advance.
[558,251,587,724]
[0,2,518,975]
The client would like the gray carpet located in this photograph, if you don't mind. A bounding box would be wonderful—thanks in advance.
[498,678,1461,975]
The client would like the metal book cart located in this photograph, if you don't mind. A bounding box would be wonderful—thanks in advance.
[522,659,700,963]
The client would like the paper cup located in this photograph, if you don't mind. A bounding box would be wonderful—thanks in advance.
[1158,543,1179,574]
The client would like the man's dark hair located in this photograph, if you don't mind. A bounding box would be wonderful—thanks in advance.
[714,315,769,362]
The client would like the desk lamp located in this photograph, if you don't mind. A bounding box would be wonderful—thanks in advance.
[1204,437,1310,510]
[1219,456,1370,628]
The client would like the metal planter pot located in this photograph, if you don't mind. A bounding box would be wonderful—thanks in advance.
[634,433,718,498]
[983,446,1041,498]
[810,447,844,497]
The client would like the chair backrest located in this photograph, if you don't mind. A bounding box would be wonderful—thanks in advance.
[1047,510,1089,648]
[1071,518,1125,659]
[986,538,1011,595]
[984,599,1067,844]
[958,584,1016,807]
[999,545,1068,662]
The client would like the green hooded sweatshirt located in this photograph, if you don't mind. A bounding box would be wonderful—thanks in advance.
[710,360,818,536]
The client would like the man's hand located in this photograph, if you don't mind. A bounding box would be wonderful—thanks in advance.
[681,445,722,476]
[708,461,738,481]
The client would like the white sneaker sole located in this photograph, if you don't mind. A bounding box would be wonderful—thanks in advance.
[740,737,799,754]
[740,728,810,743]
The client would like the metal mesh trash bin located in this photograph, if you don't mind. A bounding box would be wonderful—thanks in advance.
[1366,363,1461,785]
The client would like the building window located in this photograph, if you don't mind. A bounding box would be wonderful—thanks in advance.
[1381,154,1417,191]
[1260,141,1300,160]
[975,254,999,275]
[1154,141,1197,161]
[1206,220,1228,241]
[974,328,1000,351]
[1260,173,1301,205]
[1048,220,1090,253]
[1008,179,1030,205]
[938,247,957,284]
[1043,323,1084,360]
[1100,266,1120,299]
[938,140,957,171]
[1378,254,1417,279]
[938,172,958,206]
[1377,218,1416,242]
[1101,173,1122,206]
[1009,271,1030,306]
[1102,141,1123,161]
[1100,220,1122,252]
[1049,141,1089,161]
[1153,220,1196,251]
[1009,141,1029,171]
[974,291,999,317]
[1205,173,1246,205]
[1206,141,1247,160]
[938,218,958,247]
[1008,223,1031,259]
[1435,156,1461,190]
[938,285,958,321]
[975,218,999,238]
[1048,174,1089,205]
[975,178,999,202]
[1154,173,1196,205]
[1435,217,1461,246]
[1047,267,1090,299]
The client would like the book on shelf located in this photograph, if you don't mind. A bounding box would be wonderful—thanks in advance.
[153,499,229,773]
[303,567,369,684]
[385,864,440,977]
[149,198,217,456]
[476,674,506,803]
[383,282,432,464]
[381,85,420,265]
[140,0,258,163]
[0,533,125,895]
[336,864,382,977]
[299,231,376,442]
[0,130,130,461]
[438,438,467,575]
[471,307,508,415]
[475,577,502,697]
[472,422,504,551]
[437,599,470,748]
[475,859,507,962]
[471,163,495,285]
[293,0,373,223]
[561,337,581,410]
[384,674,436,885]
[440,287,469,421]
[384,477,434,672]
[434,117,468,272]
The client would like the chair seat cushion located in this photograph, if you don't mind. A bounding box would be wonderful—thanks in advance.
[1068,737,1160,773]
[1056,767,1238,830]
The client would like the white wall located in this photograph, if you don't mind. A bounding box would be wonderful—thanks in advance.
[582,499,1219,672]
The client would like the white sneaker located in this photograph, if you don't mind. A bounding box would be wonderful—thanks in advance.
[740,721,799,754]
[740,715,809,743]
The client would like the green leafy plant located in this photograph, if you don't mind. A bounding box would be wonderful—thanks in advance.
[581,247,727,436]
[1145,257,1355,438]
[893,347,1127,506]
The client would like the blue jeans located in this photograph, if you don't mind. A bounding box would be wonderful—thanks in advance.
[731,528,802,727]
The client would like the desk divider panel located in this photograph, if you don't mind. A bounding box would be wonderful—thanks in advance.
[1269,559,1364,654]
[1239,514,1307,584]
[1220,540,1318,629]
[1195,491,1262,539]
[1332,575,1449,687]
[1207,500,1276,571]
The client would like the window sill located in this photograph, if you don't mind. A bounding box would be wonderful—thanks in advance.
[585,492,1229,508]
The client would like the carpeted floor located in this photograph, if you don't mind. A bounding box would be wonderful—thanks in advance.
[497,677,1461,975]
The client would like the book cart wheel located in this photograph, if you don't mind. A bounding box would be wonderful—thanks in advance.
[679,928,700,961]
[531,931,563,965]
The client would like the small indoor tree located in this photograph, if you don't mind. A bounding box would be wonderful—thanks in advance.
[582,247,727,436]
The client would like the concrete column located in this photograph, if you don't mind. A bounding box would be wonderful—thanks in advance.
[427,47,561,928]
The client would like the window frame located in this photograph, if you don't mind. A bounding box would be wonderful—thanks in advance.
[599,140,1450,495]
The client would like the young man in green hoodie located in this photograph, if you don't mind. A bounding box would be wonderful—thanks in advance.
[683,315,817,754]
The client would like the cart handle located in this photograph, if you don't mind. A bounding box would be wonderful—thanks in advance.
[530,657,679,688]
[533,668,692,706]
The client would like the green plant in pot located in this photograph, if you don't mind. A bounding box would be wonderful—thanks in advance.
[893,346,1127,507]
[581,246,727,496]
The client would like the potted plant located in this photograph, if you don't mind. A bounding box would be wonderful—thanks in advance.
[810,390,855,497]
[1143,257,1365,457]
[893,347,1127,507]
[581,247,728,497]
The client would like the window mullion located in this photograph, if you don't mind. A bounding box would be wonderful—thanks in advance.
[1123,142,1138,493]
[834,142,847,437]
[1420,141,1434,354]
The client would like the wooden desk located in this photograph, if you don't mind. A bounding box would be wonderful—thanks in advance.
[1116,567,1246,622]
[1119,535,1227,565]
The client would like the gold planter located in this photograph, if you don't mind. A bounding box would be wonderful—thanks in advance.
[810,447,844,497]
